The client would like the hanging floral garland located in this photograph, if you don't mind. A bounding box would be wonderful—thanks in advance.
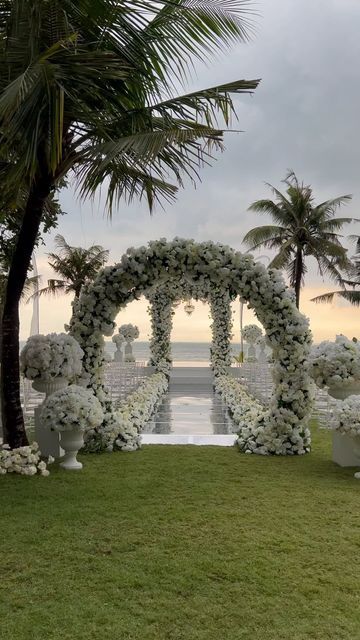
[70,238,313,455]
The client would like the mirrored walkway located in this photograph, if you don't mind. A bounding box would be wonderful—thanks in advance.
[143,390,236,436]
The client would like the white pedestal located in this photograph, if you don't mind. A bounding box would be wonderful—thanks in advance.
[332,431,360,467]
[34,406,64,458]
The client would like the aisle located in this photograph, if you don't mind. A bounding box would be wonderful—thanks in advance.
[142,387,237,445]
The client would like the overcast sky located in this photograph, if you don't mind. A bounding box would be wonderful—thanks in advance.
[20,0,360,342]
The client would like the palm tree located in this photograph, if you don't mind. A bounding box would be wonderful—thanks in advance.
[243,171,354,309]
[311,237,360,306]
[32,235,109,302]
[0,1,260,447]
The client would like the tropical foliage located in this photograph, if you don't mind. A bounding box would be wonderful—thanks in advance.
[31,235,109,301]
[311,237,360,306]
[243,171,353,308]
[0,0,259,447]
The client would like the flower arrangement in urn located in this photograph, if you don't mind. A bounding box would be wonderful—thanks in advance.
[20,333,83,394]
[309,335,360,399]
[118,323,139,362]
[40,385,104,470]
[330,395,360,478]
[241,324,263,362]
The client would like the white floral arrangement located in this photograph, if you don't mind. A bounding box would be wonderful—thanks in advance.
[0,442,54,477]
[241,324,263,344]
[40,385,104,432]
[118,324,139,342]
[112,333,125,348]
[20,333,83,382]
[70,238,313,455]
[215,374,311,455]
[330,395,360,438]
[83,373,168,452]
[309,335,360,389]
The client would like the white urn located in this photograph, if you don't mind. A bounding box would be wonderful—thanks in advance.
[59,430,84,470]
[350,435,360,480]
[32,377,68,397]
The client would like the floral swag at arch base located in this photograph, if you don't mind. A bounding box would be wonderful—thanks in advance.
[70,238,313,456]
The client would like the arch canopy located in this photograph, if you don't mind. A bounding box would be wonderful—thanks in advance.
[70,238,313,455]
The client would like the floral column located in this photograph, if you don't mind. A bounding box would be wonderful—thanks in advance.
[209,290,233,376]
[148,291,174,376]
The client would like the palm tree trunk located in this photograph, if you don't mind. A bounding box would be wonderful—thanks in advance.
[1,174,53,448]
[294,248,303,309]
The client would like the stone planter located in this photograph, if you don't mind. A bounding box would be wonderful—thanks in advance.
[59,430,84,471]
[32,377,68,397]
[351,434,360,479]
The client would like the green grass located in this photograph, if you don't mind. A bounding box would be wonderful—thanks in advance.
[1,425,360,640]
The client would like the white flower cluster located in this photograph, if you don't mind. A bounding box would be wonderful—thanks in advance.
[83,373,168,452]
[0,442,54,477]
[21,333,83,382]
[309,335,360,388]
[215,374,311,455]
[118,324,139,342]
[241,324,263,344]
[330,395,360,437]
[40,385,104,432]
[70,238,313,455]
[112,333,125,348]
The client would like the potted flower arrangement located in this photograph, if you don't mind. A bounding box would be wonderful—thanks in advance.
[40,385,104,470]
[20,333,84,396]
[241,324,263,362]
[112,332,125,362]
[118,324,139,362]
[331,395,360,478]
[309,335,360,399]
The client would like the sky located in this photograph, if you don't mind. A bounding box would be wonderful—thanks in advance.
[20,0,360,343]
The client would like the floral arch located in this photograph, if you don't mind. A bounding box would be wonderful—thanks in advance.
[70,238,313,455]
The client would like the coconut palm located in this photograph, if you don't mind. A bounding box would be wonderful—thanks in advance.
[0,1,260,447]
[311,237,360,306]
[31,235,109,302]
[243,171,354,308]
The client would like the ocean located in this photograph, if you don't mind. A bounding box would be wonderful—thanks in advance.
[105,341,244,364]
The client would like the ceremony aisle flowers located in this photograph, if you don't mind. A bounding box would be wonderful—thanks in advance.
[0,442,53,476]
[309,335,360,388]
[70,238,313,455]
[20,333,83,382]
[83,373,168,452]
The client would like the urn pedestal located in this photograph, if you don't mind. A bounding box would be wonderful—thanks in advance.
[328,381,360,469]
[59,430,84,470]
[124,341,135,363]
[113,348,123,363]
[33,378,67,458]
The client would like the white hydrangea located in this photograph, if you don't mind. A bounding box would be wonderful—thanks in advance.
[331,395,360,438]
[309,335,360,388]
[20,333,83,382]
[40,385,104,432]
[118,324,139,342]
[241,324,263,344]
[0,442,54,476]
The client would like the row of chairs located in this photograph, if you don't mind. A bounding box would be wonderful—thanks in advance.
[20,361,149,426]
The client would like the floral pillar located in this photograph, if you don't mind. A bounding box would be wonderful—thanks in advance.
[209,290,233,376]
[148,291,174,376]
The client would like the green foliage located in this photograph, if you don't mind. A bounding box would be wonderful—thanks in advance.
[243,171,354,307]
[311,237,360,306]
[0,0,259,211]
[1,426,360,639]
[30,234,109,301]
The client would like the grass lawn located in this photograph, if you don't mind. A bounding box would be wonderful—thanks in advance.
[1,424,360,640]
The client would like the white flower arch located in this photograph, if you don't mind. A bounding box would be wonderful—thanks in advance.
[70,238,313,455]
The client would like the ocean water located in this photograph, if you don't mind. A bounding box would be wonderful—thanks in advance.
[105,341,244,364]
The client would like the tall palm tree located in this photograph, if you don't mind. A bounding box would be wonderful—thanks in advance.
[243,171,354,308]
[32,235,109,302]
[311,237,360,306]
[0,1,260,447]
